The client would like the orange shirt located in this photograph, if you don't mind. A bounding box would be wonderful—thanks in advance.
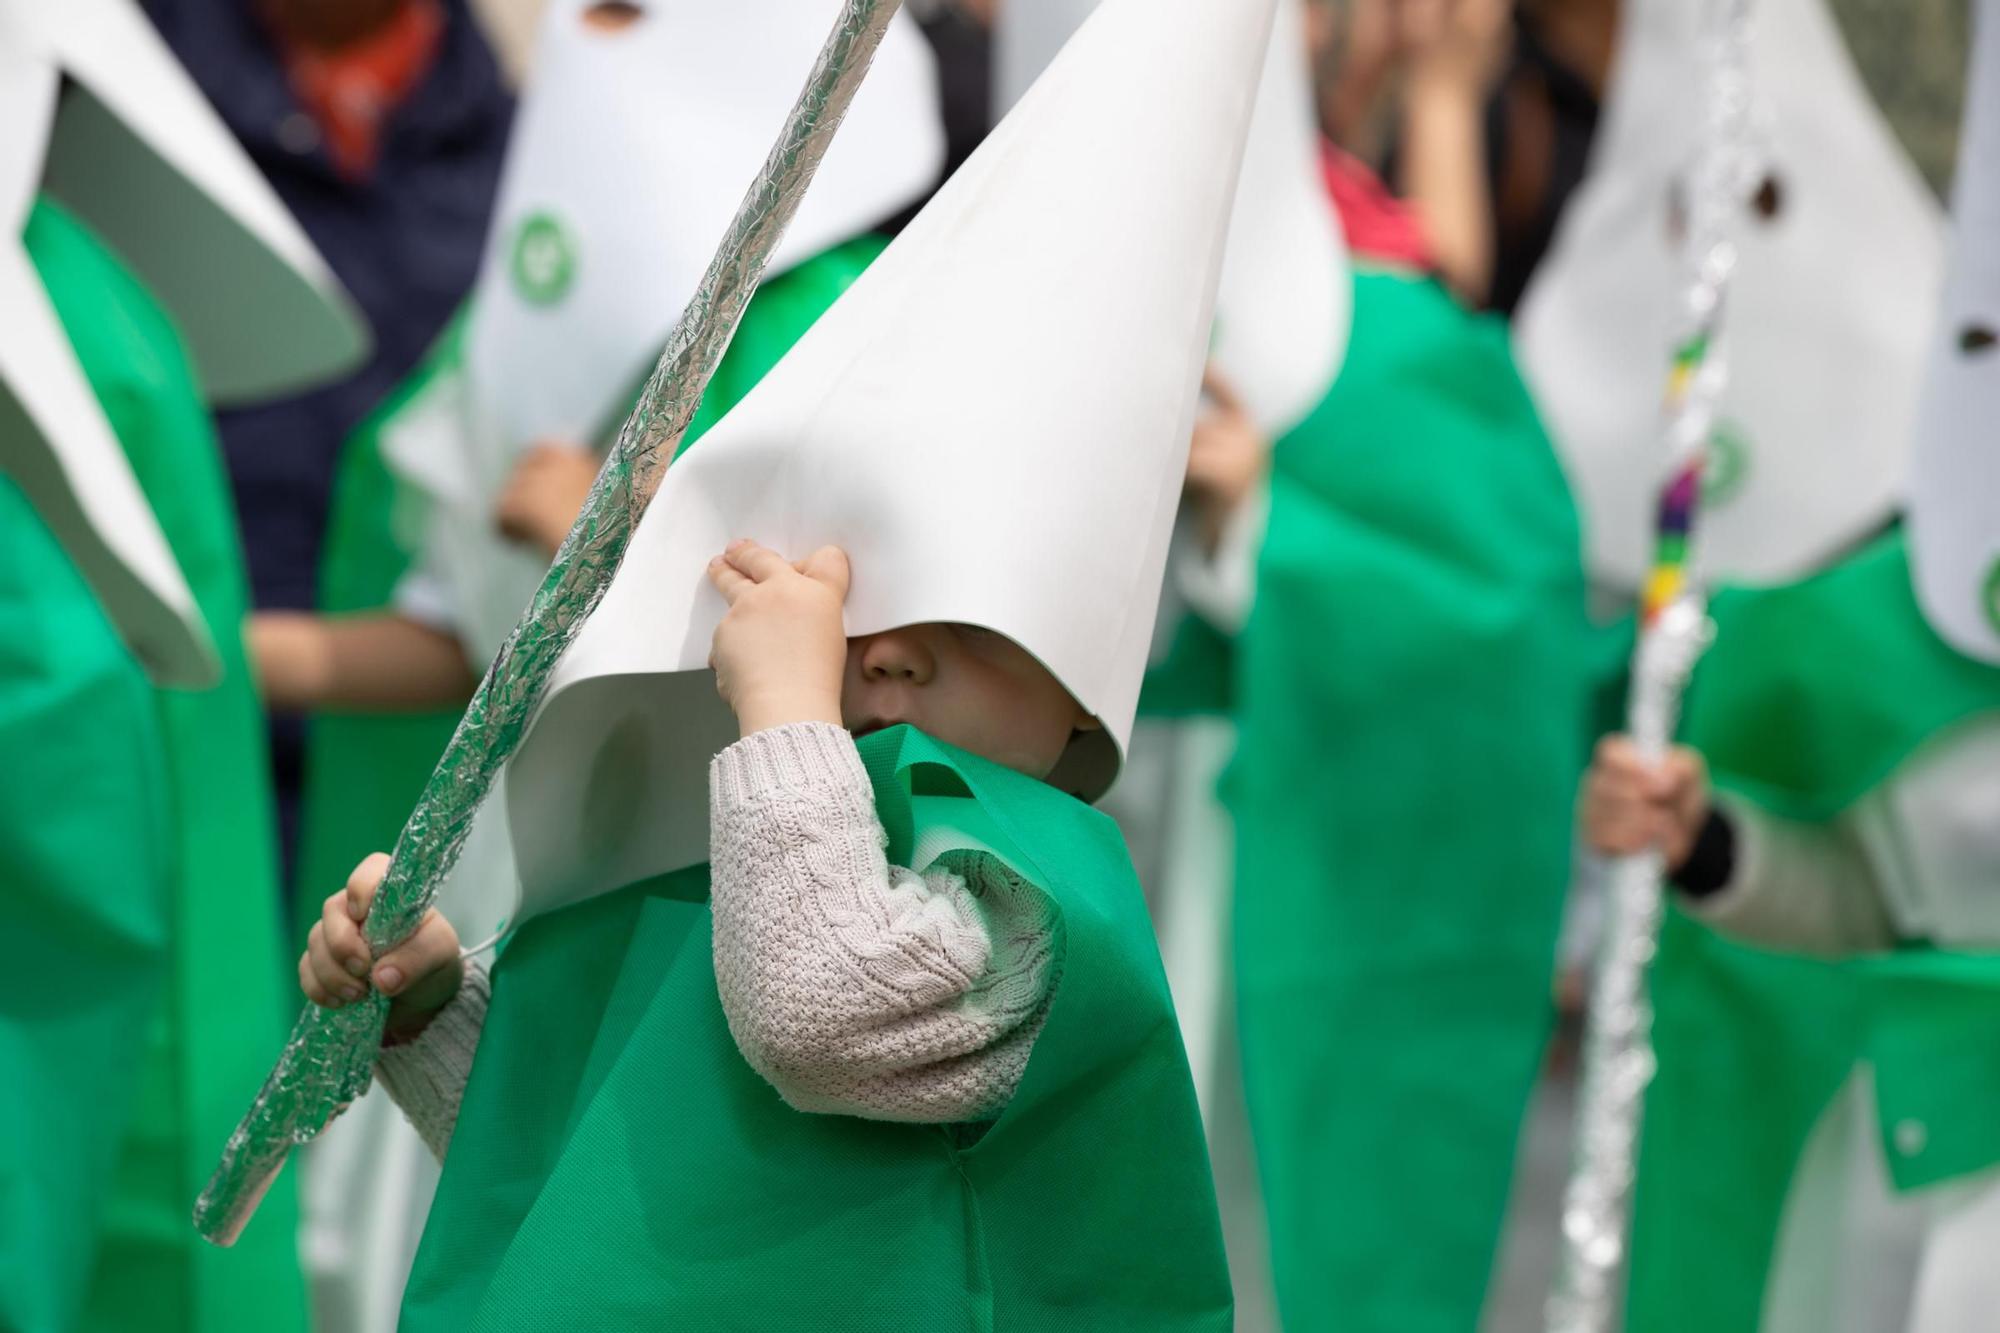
[280,0,445,181]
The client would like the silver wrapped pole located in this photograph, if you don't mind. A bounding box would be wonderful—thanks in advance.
[1545,2,1756,1328]
[194,0,908,1246]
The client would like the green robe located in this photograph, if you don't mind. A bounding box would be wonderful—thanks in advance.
[0,459,170,1333]
[2,200,306,1332]
[401,725,1232,1331]
[1222,270,1595,1332]
[293,234,890,936]
[1626,529,2000,1331]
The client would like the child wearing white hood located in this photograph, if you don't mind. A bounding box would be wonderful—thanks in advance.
[306,541,1086,1125]
[277,0,1278,1324]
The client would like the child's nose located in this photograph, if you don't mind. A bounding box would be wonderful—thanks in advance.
[860,630,936,686]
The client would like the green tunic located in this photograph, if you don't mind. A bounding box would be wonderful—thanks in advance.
[401,725,1232,1331]
[1224,270,1595,1332]
[2,200,306,1332]
[293,235,890,936]
[1626,529,2000,1331]
[0,475,170,1333]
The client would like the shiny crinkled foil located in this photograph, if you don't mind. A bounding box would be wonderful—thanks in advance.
[1546,2,1756,1329]
[193,0,909,1247]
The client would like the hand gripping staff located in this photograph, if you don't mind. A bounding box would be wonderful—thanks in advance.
[1545,2,1756,1328]
[193,0,910,1246]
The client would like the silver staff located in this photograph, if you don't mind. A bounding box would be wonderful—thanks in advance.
[195,0,909,1246]
[1546,1,1756,1328]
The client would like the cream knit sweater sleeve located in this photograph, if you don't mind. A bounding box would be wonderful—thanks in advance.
[707,722,1061,1125]
[1685,795,1896,956]
[378,722,1062,1159]
[375,963,491,1160]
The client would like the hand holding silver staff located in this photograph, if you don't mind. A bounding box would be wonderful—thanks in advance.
[1546,1,1757,1327]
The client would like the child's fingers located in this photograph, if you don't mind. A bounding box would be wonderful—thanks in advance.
[795,546,850,599]
[300,949,342,1008]
[723,540,793,583]
[1200,365,1246,416]
[1591,807,1663,857]
[1654,750,1697,800]
[372,910,460,999]
[344,852,392,924]
[1593,735,1650,781]
[304,923,365,1005]
[1586,762,1650,811]
[708,555,752,603]
[321,893,373,981]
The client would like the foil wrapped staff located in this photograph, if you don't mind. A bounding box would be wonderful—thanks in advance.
[1546,2,1757,1328]
[194,0,909,1246]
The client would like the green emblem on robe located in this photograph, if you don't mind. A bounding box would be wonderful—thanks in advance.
[1704,420,1751,507]
[508,212,577,307]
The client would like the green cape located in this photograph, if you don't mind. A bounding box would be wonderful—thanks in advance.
[401,725,1232,1331]
[294,234,889,935]
[2,200,306,1332]
[1627,529,2000,1331]
[1149,269,1595,1332]
[0,457,170,1333]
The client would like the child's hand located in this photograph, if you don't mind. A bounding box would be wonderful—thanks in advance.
[1185,369,1270,553]
[1581,737,1712,871]
[494,440,602,560]
[706,540,850,737]
[300,853,465,1044]
[1397,0,1513,88]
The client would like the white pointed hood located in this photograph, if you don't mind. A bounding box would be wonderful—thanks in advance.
[1909,0,2000,663]
[996,0,1348,437]
[462,0,944,458]
[503,0,1280,916]
[0,0,367,685]
[1515,0,1945,591]
[386,0,945,664]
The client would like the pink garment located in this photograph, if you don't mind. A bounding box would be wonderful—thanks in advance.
[1320,142,1435,273]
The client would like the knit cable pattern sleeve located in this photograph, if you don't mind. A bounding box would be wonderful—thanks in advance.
[374,961,491,1161]
[708,722,1061,1124]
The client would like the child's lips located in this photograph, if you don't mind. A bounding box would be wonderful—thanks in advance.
[851,717,897,739]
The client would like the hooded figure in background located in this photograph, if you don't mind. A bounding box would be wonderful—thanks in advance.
[1010,5,1594,1329]
[1517,0,2000,1328]
[993,2,1347,1324]
[379,0,1277,1322]
[275,6,943,1328]
[0,2,365,1328]
[140,0,514,868]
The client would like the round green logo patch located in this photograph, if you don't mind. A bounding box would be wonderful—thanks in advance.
[1983,556,2000,639]
[1703,422,1751,508]
[510,212,578,306]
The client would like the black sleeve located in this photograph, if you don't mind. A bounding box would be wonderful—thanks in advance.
[1669,807,1738,900]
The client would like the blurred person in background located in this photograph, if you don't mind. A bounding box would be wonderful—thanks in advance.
[0,5,364,1329]
[1001,4,1595,1328]
[894,0,998,232]
[1195,102,1595,1333]
[140,0,513,876]
[1516,0,1976,1325]
[1313,0,1616,314]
